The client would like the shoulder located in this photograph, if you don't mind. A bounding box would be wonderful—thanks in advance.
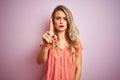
[77,39,83,49]
[76,39,83,55]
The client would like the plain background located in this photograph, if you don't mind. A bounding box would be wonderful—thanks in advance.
[0,0,120,80]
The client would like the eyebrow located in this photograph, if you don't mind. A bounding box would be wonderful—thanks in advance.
[55,16,66,18]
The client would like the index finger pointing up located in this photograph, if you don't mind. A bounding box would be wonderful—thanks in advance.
[49,18,54,35]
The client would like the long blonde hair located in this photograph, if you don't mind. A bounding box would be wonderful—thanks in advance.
[51,5,80,54]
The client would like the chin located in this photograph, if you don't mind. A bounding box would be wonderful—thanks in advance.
[57,29,67,32]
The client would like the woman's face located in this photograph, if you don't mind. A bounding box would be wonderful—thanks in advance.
[53,10,67,32]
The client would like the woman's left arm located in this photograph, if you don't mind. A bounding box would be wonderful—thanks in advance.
[75,54,82,80]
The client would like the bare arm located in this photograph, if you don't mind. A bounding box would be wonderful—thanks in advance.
[75,54,82,80]
[37,19,57,65]
[36,42,50,64]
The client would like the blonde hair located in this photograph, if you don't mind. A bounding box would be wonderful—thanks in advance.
[51,5,80,54]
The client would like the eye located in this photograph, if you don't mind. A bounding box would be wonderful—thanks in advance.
[64,17,67,21]
[55,17,60,20]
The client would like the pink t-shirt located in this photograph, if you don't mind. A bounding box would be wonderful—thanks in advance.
[42,40,83,80]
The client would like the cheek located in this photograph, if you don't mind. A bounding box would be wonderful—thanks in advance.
[53,21,58,29]
[65,21,68,25]
[54,20,59,26]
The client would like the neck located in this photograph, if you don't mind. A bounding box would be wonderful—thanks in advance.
[57,31,67,41]
[57,31,70,49]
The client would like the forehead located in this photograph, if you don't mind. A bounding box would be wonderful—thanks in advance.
[54,10,66,17]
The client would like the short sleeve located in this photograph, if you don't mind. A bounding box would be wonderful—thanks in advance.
[77,39,83,55]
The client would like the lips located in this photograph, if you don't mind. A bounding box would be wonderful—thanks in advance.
[59,25,64,28]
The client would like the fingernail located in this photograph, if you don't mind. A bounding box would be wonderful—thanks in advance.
[52,35,55,38]
[54,38,56,40]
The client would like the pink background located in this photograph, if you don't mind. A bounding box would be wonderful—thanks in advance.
[0,0,120,80]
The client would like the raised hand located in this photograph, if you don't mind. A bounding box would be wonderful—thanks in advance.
[42,19,57,45]
[49,18,54,36]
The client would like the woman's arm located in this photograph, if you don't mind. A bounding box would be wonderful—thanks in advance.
[75,54,82,80]
[36,43,50,65]
[37,19,56,65]
[36,33,56,64]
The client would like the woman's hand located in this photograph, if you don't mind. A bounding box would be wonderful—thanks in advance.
[42,19,57,46]
[37,19,57,65]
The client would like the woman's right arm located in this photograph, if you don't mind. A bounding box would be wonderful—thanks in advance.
[36,42,50,65]
[36,31,57,64]
[37,19,56,65]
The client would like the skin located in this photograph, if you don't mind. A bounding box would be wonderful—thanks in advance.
[37,10,82,80]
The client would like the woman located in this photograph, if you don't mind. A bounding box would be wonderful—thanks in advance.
[37,5,83,80]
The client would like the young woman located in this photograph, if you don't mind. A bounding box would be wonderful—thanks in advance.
[37,5,83,80]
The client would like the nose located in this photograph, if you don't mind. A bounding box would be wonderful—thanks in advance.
[60,19,63,24]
